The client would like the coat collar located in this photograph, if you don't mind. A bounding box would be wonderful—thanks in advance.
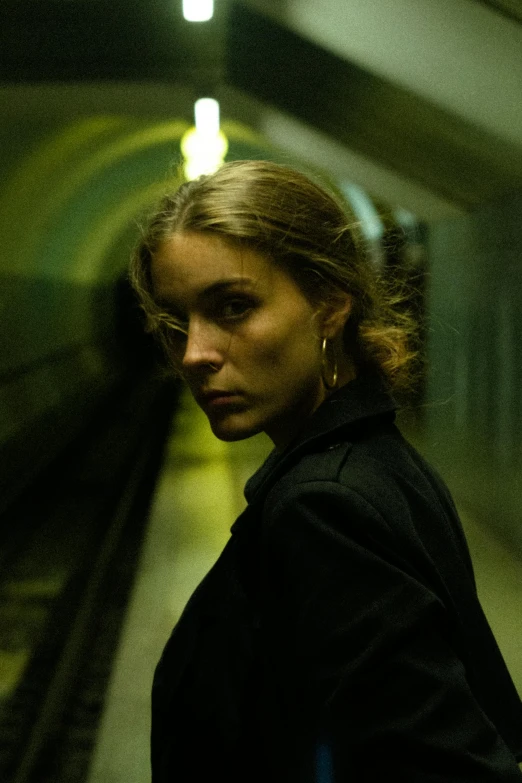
[238,372,397,513]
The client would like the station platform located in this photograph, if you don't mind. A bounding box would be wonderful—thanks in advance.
[87,388,522,783]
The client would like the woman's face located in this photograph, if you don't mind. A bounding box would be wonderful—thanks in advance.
[151,231,329,448]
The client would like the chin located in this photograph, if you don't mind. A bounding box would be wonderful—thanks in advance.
[209,417,263,443]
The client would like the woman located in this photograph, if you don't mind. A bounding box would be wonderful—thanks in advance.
[130,160,522,781]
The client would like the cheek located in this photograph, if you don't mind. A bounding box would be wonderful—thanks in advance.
[245,309,319,375]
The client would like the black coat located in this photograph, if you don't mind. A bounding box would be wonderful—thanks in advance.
[151,375,522,781]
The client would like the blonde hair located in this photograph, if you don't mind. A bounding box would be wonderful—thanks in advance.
[130,160,420,393]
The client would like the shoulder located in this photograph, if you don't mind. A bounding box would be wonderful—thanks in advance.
[266,418,455,520]
[264,420,417,521]
[261,421,471,580]
[260,424,407,568]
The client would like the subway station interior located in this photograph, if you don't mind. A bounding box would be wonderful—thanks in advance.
[1,1,522,781]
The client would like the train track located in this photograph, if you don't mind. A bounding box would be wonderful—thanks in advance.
[0,377,176,783]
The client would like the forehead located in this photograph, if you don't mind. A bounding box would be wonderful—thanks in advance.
[152,231,275,302]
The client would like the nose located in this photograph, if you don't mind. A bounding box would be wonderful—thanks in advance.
[181,317,224,373]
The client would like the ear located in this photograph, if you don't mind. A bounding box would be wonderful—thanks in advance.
[319,294,353,339]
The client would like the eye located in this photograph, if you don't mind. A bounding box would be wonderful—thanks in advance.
[219,297,255,321]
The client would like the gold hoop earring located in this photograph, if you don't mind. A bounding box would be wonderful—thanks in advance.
[321,337,338,391]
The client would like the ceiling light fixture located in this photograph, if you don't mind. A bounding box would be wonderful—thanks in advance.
[182,0,214,22]
[181,98,228,180]
[195,97,220,137]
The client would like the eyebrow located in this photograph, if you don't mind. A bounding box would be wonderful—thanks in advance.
[155,277,257,309]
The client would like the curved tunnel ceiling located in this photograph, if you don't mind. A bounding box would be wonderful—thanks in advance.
[0,109,275,282]
[1,0,521,223]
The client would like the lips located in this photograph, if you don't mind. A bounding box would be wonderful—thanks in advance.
[198,390,241,407]
[201,390,235,400]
